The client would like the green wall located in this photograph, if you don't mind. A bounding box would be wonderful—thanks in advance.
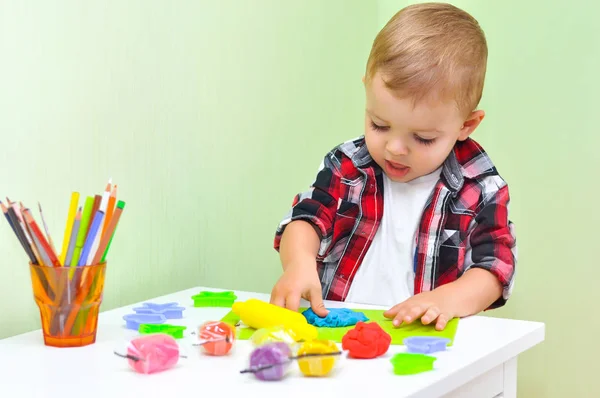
[378,1,596,397]
[2,1,596,396]
[0,0,377,334]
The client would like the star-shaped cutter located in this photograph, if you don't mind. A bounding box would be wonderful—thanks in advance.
[191,291,237,307]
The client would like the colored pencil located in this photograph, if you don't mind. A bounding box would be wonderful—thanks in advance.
[100,200,125,263]
[19,206,55,302]
[102,184,117,238]
[59,192,80,265]
[88,180,111,264]
[7,201,39,263]
[19,205,44,266]
[64,207,82,267]
[36,202,58,259]
[5,207,38,265]
[29,226,52,266]
[0,201,15,233]
[16,203,39,258]
[78,210,104,266]
[24,211,61,267]
[6,200,35,258]
[94,200,125,265]
[86,195,101,238]
[72,196,94,267]
[7,198,24,224]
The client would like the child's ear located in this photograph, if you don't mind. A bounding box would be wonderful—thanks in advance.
[361,75,366,84]
[458,110,485,141]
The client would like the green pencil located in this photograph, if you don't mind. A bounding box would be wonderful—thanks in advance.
[72,196,94,267]
[100,200,125,263]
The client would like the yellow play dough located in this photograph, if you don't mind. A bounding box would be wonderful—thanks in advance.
[232,299,318,341]
[297,340,339,377]
[251,326,297,347]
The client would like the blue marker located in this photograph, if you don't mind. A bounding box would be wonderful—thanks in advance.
[78,210,104,266]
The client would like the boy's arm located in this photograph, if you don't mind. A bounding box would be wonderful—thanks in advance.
[271,153,342,315]
[460,182,516,310]
[435,268,504,317]
[274,152,342,260]
[385,180,516,329]
[438,181,516,316]
[278,220,321,271]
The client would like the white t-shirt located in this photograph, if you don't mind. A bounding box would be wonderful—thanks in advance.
[345,168,442,307]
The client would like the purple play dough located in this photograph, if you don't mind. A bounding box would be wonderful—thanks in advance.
[249,342,291,381]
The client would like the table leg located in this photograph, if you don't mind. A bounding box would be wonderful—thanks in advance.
[442,363,504,397]
[503,356,518,398]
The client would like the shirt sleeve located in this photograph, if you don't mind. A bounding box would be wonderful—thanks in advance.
[464,181,517,309]
[274,152,341,255]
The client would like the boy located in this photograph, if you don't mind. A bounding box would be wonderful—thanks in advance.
[270,3,516,331]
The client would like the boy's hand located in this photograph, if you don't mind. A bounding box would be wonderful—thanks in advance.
[270,262,329,318]
[383,286,458,331]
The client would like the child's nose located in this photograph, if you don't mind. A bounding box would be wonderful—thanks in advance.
[386,139,409,156]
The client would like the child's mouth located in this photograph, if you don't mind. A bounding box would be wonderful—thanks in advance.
[385,160,411,178]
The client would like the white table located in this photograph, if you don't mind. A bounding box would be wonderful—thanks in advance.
[0,287,544,398]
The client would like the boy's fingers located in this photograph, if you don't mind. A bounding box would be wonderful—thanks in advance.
[393,313,405,327]
[384,302,404,318]
[404,305,427,323]
[393,306,411,327]
[435,313,449,331]
[309,287,329,317]
[285,293,301,312]
[269,289,285,308]
[421,307,440,325]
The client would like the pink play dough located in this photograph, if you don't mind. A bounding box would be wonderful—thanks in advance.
[127,334,180,374]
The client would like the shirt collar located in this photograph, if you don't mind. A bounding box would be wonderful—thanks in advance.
[345,136,497,192]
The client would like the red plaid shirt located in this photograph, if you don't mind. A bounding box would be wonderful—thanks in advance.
[274,136,516,308]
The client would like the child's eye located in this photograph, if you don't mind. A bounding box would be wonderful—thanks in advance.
[370,121,390,132]
[415,135,436,145]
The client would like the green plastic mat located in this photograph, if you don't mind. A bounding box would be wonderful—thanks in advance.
[220,307,459,346]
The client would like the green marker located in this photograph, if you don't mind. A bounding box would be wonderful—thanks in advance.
[100,200,125,263]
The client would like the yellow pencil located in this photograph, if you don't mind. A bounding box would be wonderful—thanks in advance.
[59,192,80,265]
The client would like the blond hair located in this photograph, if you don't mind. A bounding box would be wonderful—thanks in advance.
[366,3,487,116]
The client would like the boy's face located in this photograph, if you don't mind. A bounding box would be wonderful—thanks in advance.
[363,72,484,183]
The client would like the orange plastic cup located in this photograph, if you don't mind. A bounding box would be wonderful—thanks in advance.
[29,262,106,348]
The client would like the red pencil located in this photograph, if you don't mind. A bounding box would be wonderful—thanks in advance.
[24,211,61,267]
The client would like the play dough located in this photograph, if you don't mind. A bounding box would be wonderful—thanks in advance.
[302,308,369,327]
[248,342,292,381]
[342,321,391,359]
[297,340,340,377]
[197,321,235,356]
[251,326,297,346]
[126,334,180,374]
[232,299,318,341]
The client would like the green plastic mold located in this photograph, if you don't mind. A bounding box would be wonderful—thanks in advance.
[138,323,187,339]
[191,290,237,307]
[390,353,437,375]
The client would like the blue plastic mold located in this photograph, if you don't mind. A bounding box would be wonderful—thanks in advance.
[403,336,451,354]
[123,313,167,330]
